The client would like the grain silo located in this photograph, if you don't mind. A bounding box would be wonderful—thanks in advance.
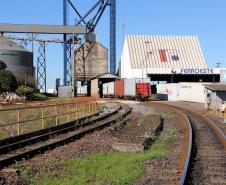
[74,42,108,81]
[0,35,34,86]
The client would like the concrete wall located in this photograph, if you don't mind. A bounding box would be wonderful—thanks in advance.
[91,79,99,97]
[179,83,206,103]
[74,42,108,80]
[157,83,180,101]
[157,82,209,103]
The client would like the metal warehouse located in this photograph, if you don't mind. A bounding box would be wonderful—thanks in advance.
[120,35,224,92]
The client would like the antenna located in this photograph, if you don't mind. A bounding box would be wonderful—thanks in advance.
[122,19,126,47]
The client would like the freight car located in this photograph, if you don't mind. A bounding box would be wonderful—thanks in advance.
[103,82,115,98]
[103,78,151,101]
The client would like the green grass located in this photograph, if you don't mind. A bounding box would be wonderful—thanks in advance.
[99,103,107,111]
[18,130,175,185]
[138,115,146,125]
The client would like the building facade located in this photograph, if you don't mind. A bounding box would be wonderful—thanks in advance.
[120,35,222,83]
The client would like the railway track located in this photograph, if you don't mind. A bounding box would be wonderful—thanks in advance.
[0,103,131,169]
[155,102,226,185]
[185,112,226,184]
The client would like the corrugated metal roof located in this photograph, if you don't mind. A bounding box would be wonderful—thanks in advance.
[90,73,119,80]
[0,35,28,51]
[126,35,207,69]
[205,84,226,91]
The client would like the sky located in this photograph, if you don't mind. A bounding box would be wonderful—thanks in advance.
[0,0,226,89]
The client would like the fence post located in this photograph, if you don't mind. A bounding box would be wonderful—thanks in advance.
[41,107,44,129]
[17,110,20,136]
[75,103,77,119]
[224,112,226,123]
[55,105,58,125]
[88,102,91,115]
[96,101,99,112]
[67,104,69,122]
[91,102,93,115]
[83,103,85,117]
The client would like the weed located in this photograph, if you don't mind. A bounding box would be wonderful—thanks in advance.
[21,130,176,185]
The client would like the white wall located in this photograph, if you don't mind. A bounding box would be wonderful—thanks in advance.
[120,39,144,79]
[157,83,210,103]
[178,83,207,103]
[157,83,180,101]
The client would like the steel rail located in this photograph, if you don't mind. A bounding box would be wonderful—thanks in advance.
[152,102,193,185]
[156,101,226,185]
[162,103,226,149]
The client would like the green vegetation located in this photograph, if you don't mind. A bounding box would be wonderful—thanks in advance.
[0,60,18,93]
[16,130,176,185]
[16,85,33,95]
[0,60,7,70]
[32,92,49,100]
[138,115,146,125]
[99,103,107,111]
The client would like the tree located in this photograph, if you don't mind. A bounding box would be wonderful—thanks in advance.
[0,60,7,70]
[0,61,18,93]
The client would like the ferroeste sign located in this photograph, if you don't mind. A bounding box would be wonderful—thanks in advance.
[179,68,214,74]
[170,68,215,75]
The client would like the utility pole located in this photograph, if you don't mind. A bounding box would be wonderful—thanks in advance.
[122,19,126,47]
[216,62,221,68]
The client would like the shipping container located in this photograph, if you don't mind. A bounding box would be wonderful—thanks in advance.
[58,85,73,97]
[103,82,115,97]
[77,86,87,95]
[124,78,150,99]
[114,79,124,97]
[136,83,151,97]
[124,78,136,97]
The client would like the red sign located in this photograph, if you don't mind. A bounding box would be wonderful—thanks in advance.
[159,49,167,62]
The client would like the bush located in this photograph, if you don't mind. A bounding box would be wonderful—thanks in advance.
[0,61,18,93]
[0,70,18,93]
[0,60,7,70]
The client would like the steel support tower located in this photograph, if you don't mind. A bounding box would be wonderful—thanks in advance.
[63,0,72,85]
[110,0,116,74]
[37,41,47,92]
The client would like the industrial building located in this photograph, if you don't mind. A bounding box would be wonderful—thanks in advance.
[74,42,108,81]
[0,35,34,86]
[120,35,223,93]
[204,84,226,110]
[157,82,226,110]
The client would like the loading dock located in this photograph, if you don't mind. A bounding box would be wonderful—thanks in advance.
[90,73,119,98]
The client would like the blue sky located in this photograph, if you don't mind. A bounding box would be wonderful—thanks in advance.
[0,0,226,88]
